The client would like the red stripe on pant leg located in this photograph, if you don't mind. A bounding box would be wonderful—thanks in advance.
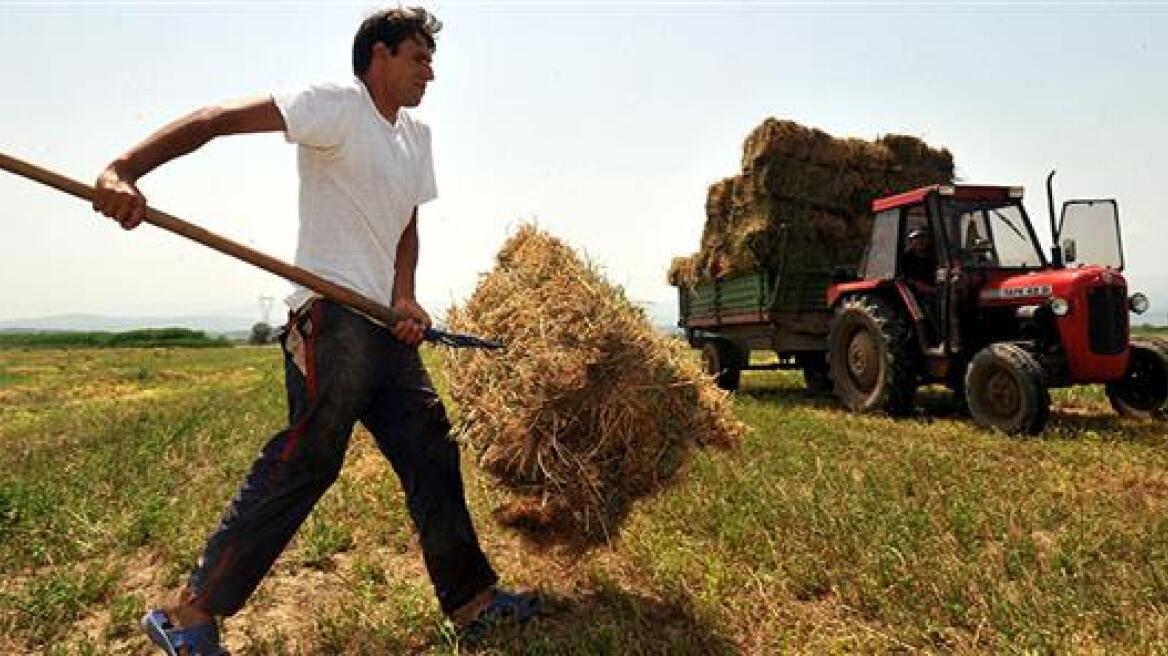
[276,409,311,465]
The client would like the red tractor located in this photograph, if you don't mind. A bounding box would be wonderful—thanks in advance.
[826,174,1163,434]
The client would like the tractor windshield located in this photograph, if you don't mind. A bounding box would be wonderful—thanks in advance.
[941,200,1046,269]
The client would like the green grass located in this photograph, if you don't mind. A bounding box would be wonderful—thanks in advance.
[1132,324,1168,338]
[2,346,1167,653]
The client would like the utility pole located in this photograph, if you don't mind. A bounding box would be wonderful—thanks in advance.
[251,295,277,345]
[258,295,275,325]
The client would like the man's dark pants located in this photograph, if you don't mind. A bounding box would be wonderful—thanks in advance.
[187,299,497,617]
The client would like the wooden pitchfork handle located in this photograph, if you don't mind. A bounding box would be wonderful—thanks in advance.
[0,150,504,349]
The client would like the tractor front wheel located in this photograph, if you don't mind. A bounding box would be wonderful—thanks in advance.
[965,343,1049,436]
[1106,340,1168,419]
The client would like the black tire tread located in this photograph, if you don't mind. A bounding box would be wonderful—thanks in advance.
[702,340,743,392]
[1105,340,1168,419]
[965,342,1049,436]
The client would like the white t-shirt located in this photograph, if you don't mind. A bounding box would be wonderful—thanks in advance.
[273,79,437,311]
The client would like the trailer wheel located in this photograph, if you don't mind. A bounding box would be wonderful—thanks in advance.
[1106,340,1168,419]
[828,295,917,415]
[797,353,832,395]
[702,340,742,392]
[965,343,1049,436]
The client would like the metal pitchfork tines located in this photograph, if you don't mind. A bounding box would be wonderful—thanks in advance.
[423,327,505,350]
[0,150,505,351]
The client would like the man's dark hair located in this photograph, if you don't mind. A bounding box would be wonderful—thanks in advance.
[352,7,441,76]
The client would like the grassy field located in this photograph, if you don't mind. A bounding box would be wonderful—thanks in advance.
[1133,325,1168,338]
[2,344,1168,654]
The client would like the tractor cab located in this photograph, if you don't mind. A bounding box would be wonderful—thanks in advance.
[849,184,1046,286]
[837,185,1052,362]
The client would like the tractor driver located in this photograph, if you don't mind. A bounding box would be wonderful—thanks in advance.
[902,227,938,296]
[902,227,940,342]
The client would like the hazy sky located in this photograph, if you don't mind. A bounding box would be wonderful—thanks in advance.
[2,1,1167,326]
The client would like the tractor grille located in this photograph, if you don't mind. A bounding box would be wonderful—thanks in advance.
[1087,284,1128,355]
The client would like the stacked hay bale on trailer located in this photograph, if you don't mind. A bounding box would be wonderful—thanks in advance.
[669,118,953,390]
[671,119,954,285]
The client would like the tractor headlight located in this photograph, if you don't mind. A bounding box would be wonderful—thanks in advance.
[1130,292,1150,314]
[1049,297,1071,317]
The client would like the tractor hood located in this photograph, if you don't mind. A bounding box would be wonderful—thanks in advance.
[976,264,1133,383]
[976,265,1125,308]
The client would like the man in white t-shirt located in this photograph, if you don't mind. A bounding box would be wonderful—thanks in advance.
[92,8,537,654]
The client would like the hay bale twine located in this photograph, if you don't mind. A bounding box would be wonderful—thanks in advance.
[446,225,743,552]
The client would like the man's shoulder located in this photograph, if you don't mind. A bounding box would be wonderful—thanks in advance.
[279,80,364,107]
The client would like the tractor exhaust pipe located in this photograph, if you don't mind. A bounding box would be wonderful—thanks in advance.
[1046,169,1063,268]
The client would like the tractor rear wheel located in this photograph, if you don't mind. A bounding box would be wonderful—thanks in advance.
[828,295,917,415]
[965,343,1049,435]
[702,340,742,392]
[1106,340,1168,419]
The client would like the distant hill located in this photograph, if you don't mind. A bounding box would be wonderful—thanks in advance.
[0,313,256,336]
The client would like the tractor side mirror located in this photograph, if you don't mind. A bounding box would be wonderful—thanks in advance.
[1062,239,1077,264]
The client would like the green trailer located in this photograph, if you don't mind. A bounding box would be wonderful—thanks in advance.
[679,263,836,391]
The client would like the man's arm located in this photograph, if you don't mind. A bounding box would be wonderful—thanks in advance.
[393,209,420,305]
[389,208,428,345]
[93,96,286,229]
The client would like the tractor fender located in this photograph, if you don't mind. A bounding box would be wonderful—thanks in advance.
[831,282,929,357]
[827,279,881,309]
[829,280,921,323]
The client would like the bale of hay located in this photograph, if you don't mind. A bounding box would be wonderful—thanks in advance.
[446,225,743,552]
[667,254,698,287]
[673,118,954,286]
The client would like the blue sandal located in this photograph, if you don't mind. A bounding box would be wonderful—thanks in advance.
[140,609,228,656]
[459,588,541,643]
